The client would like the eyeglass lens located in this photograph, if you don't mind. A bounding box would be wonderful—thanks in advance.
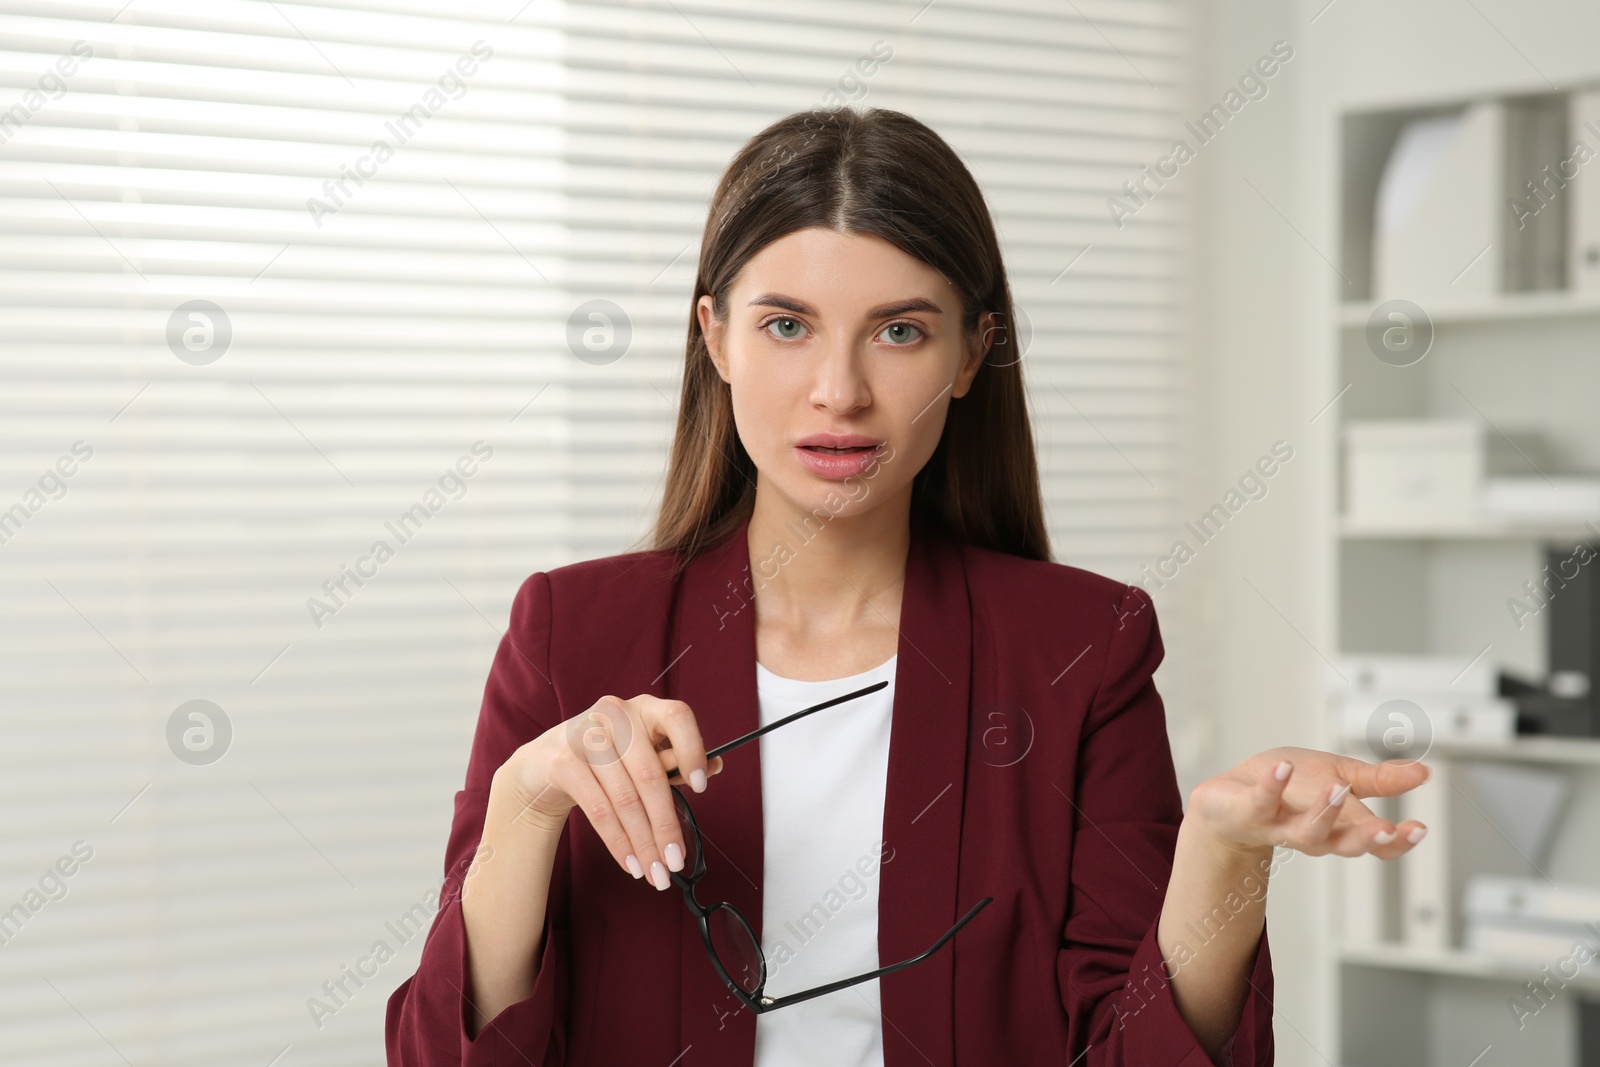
[710,907,763,994]
[672,790,701,872]
[673,790,765,995]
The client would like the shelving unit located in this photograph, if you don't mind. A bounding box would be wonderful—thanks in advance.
[1327,86,1600,1067]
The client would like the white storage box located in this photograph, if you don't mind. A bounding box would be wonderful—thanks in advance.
[1465,874,1600,925]
[1332,689,1516,746]
[1465,916,1600,973]
[1373,102,1503,303]
[1328,652,1498,695]
[1344,419,1485,524]
[1482,474,1600,518]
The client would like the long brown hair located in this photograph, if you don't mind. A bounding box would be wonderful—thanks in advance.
[640,106,1050,571]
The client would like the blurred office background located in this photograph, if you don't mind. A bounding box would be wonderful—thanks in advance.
[5,2,1600,1065]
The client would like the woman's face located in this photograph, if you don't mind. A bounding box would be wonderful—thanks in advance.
[698,226,993,522]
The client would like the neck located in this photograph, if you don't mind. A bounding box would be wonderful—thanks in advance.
[744,482,912,634]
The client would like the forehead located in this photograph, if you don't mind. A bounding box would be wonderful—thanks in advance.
[732,227,958,313]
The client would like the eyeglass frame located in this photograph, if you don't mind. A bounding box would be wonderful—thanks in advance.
[661,678,994,1014]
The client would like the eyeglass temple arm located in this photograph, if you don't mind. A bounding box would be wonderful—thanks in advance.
[662,679,888,781]
[757,895,994,1012]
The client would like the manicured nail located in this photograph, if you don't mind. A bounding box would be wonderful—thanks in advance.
[1274,760,1291,781]
[1373,828,1397,845]
[665,841,684,872]
[1330,782,1350,806]
[690,768,707,793]
[1407,825,1428,844]
[650,861,670,891]
[624,854,643,879]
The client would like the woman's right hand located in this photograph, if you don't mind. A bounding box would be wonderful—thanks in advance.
[495,694,725,892]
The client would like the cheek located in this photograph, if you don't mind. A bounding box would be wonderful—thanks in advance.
[883,364,956,456]
[896,398,949,470]
[727,360,799,456]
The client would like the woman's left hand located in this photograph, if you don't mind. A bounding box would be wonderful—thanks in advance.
[1185,746,1432,859]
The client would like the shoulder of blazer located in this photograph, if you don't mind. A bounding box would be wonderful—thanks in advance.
[956,540,1145,629]
[537,544,683,621]
[954,544,1162,743]
[511,546,687,710]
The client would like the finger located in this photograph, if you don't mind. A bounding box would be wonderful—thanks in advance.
[1371,818,1429,853]
[1314,794,1386,857]
[637,697,714,794]
[660,750,725,783]
[1275,785,1362,856]
[1301,778,1351,845]
[613,701,696,888]
[548,718,648,882]
[584,699,675,890]
[1251,758,1294,820]
[1333,754,1433,800]
[1329,814,1428,859]
[1340,792,1424,858]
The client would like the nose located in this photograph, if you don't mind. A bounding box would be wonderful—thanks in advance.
[808,334,872,414]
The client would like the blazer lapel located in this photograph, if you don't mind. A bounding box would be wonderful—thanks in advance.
[665,509,973,1067]
[874,510,973,1067]
[666,515,766,1061]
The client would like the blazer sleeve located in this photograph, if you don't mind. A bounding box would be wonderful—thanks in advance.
[1057,583,1275,1067]
[386,571,572,1067]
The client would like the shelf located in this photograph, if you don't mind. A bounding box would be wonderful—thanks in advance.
[1338,941,1600,992]
[1336,732,1600,765]
[1339,291,1600,327]
[1339,514,1600,541]
[1430,735,1600,764]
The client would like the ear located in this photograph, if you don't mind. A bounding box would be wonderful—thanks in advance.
[698,294,730,384]
[952,311,998,399]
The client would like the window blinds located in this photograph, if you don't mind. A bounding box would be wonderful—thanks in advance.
[0,1,1194,1063]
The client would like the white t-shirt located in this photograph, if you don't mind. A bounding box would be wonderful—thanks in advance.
[751,652,897,1067]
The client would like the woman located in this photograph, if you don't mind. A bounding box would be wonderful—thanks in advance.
[386,106,1430,1067]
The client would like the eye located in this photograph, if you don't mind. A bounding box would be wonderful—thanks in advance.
[761,316,808,341]
[878,321,924,346]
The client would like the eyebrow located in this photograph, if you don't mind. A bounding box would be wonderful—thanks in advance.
[746,293,945,319]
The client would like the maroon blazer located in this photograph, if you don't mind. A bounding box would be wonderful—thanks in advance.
[386,510,1274,1066]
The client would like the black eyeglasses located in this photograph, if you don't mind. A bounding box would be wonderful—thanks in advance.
[662,679,993,1014]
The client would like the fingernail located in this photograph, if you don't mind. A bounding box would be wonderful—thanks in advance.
[650,860,670,891]
[1330,782,1350,806]
[625,854,643,879]
[690,768,707,793]
[1274,760,1291,781]
[1407,825,1428,844]
[1373,828,1397,845]
[665,841,684,872]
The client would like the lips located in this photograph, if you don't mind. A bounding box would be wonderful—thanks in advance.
[795,432,881,451]
[792,435,885,480]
